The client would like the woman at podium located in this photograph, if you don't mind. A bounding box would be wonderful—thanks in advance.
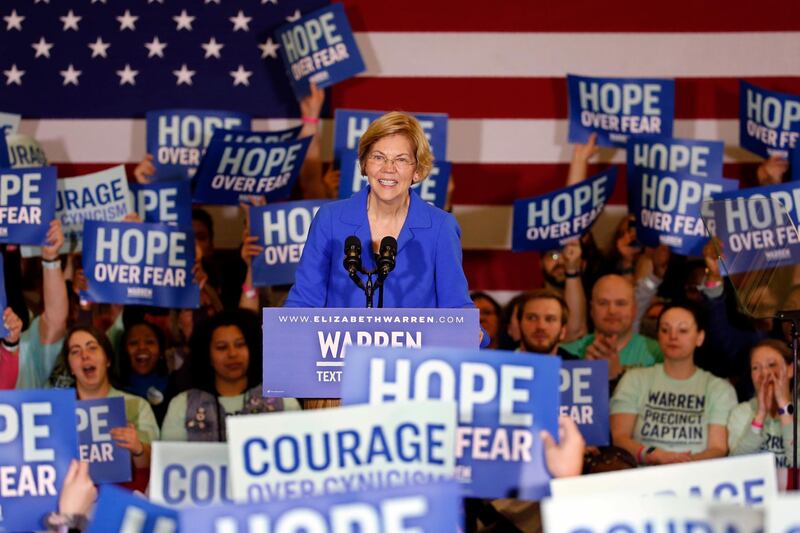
[285,112,476,312]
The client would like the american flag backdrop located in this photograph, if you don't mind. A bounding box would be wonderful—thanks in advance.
[3,0,799,294]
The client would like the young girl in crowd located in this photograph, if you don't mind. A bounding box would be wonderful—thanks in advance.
[58,325,160,490]
[728,339,797,489]
[160,310,301,441]
[610,301,738,465]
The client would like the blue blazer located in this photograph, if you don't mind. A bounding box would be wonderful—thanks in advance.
[285,187,474,310]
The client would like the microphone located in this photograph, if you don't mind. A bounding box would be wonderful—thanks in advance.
[377,236,397,277]
[343,236,362,276]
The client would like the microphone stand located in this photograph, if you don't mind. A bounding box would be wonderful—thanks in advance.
[775,309,799,491]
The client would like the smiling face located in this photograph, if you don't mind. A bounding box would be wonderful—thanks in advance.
[126,324,161,376]
[364,134,420,206]
[751,345,793,393]
[68,330,110,393]
[209,325,250,384]
[657,307,705,362]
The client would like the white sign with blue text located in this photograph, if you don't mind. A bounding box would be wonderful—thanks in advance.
[193,136,311,205]
[0,111,21,137]
[342,347,561,500]
[567,74,675,147]
[740,81,800,159]
[275,3,365,99]
[512,169,616,251]
[550,453,777,506]
[765,494,800,533]
[627,136,737,255]
[130,181,193,227]
[146,109,251,182]
[333,109,449,164]
[81,220,199,308]
[179,481,462,533]
[249,200,330,286]
[76,396,131,484]
[0,389,79,533]
[87,485,178,533]
[0,166,57,246]
[150,442,233,508]
[226,400,456,503]
[337,150,452,210]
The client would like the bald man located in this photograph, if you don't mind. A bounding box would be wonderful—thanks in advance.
[560,274,662,380]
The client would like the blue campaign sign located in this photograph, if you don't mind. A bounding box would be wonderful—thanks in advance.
[0,166,57,246]
[560,360,609,446]
[250,200,330,287]
[333,109,449,164]
[193,135,311,205]
[709,183,800,275]
[129,181,193,227]
[275,3,365,99]
[0,389,79,532]
[179,481,462,533]
[81,220,200,308]
[512,168,617,252]
[567,74,675,148]
[87,485,179,533]
[146,109,252,182]
[0,133,8,168]
[76,397,131,484]
[793,147,800,181]
[263,307,480,398]
[627,135,736,255]
[739,81,800,159]
[0,253,7,338]
[211,125,303,145]
[337,150,453,209]
[342,347,561,500]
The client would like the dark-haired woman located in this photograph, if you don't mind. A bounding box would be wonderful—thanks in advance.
[610,302,737,465]
[160,310,301,441]
[119,321,173,424]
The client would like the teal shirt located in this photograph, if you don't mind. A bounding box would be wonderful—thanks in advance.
[16,316,63,389]
[560,333,663,368]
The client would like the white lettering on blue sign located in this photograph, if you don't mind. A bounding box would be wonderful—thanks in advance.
[528,177,606,226]
[158,115,243,148]
[579,81,662,115]
[281,13,342,63]
[633,143,712,177]
[135,187,178,223]
[0,402,58,497]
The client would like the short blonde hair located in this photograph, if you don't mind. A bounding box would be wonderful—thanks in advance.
[357,111,434,180]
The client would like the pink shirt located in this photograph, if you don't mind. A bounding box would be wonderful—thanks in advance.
[0,344,19,389]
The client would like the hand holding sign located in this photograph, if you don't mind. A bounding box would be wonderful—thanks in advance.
[133,154,156,184]
[2,307,23,344]
[59,460,96,517]
[109,423,145,461]
[541,416,586,478]
[41,220,65,261]
[756,155,789,186]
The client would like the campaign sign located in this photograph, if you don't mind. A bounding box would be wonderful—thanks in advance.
[211,125,303,145]
[740,81,800,159]
[179,481,462,533]
[193,136,311,205]
[342,347,561,500]
[129,181,193,227]
[86,485,178,533]
[337,150,452,209]
[0,135,8,169]
[512,168,616,252]
[0,389,79,532]
[0,253,7,338]
[226,401,456,502]
[146,109,252,182]
[560,360,609,446]
[275,3,365,99]
[628,135,732,256]
[76,397,131,484]
[150,442,232,508]
[333,109,449,163]
[262,307,480,398]
[708,185,800,275]
[0,111,21,137]
[793,147,799,182]
[55,165,133,253]
[81,220,200,308]
[766,494,800,533]
[550,453,777,506]
[249,200,330,287]
[567,74,675,147]
[543,495,759,533]
[0,166,57,246]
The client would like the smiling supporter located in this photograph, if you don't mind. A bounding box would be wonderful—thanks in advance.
[610,301,737,466]
[118,319,174,424]
[160,310,301,442]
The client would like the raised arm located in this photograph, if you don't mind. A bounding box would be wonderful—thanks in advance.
[39,220,68,345]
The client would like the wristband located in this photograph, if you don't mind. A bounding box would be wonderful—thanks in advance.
[637,445,645,465]
[704,279,722,289]
[751,419,764,432]
[242,283,256,299]
[301,116,320,124]
[565,270,580,279]
[778,403,795,416]
[42,258,61,270]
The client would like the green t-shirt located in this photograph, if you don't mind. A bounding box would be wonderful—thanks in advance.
[610,364,737,454]
[560,333,663,368]
[16,316,63,389]
[108,387,160,444]
[728,398,796,469]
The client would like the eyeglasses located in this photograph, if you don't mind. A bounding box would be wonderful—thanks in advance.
[367,153,416,170]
